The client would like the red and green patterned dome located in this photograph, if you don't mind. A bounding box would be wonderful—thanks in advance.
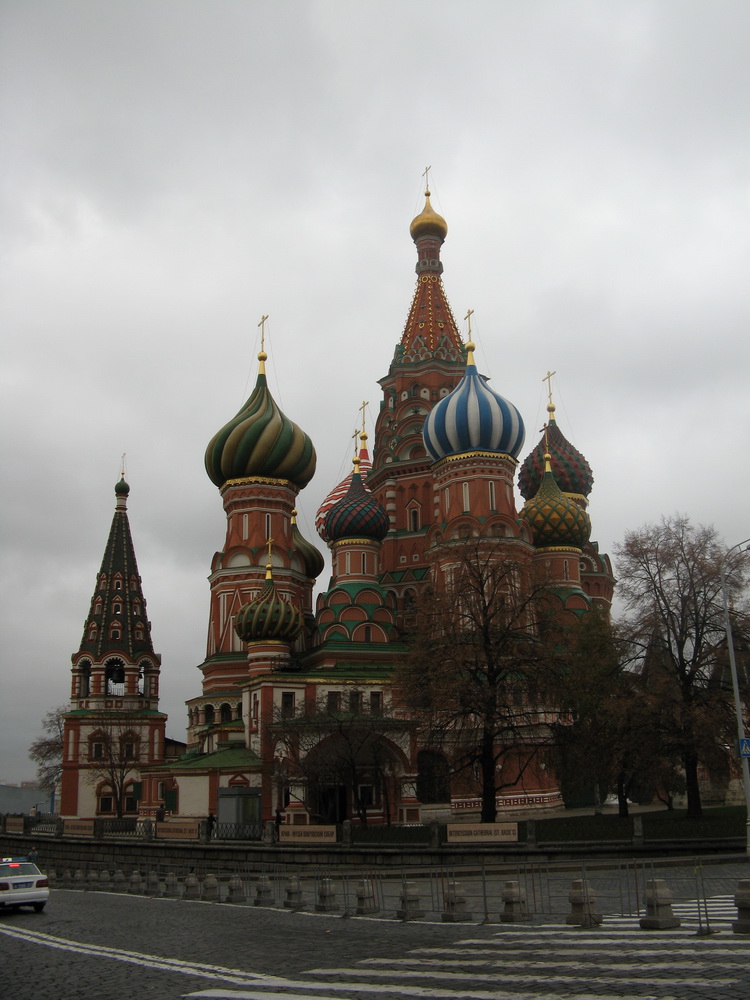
[205,352,316,489]
[520,455,591,549]
[324,463,389,543]
[234,565,303,644]
[518,405,593,502]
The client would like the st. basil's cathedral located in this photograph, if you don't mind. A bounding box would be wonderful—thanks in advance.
[60,186,615,826]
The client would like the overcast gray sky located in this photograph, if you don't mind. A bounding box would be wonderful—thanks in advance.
[1,1,747,786]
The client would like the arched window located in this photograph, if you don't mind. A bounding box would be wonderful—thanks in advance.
[409,507,420,532]
[204,704,215,725]
[462,482,470,511]
[104,658,125,695]
[79,661,91,697]
[488,481,496,510]
[94,598,102,615]
[220,703,232,723]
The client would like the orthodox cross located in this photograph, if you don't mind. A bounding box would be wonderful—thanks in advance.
[542,369,556,406]
[464,308,474,339]
[258,314,269,353]
[266,536,274,561]
[422,165,431,193]
[359,400,368,435]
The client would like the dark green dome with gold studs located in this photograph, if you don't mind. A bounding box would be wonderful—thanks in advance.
[520,455,591,549]
[291,509,325,580]
[205,350,316,490]
[234,565,303,644]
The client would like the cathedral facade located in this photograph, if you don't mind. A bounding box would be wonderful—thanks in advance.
[61,189,614,826]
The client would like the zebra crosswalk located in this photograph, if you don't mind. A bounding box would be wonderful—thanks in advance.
[184,896,749,1000]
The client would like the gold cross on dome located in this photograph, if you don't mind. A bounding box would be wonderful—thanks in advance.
[422,165,432,194]
[464,308,474,338]
[258,314,269,352]
[543,370,557,406]
[359,400,368,434]
[266,536,274,561]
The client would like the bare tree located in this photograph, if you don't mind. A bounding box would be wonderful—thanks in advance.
[28,705,67,791]
[272,693,409,827]
[396,542,559,823]
[615,515,749,817]
[85,713,143,818]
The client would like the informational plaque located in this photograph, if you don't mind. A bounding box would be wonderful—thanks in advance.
[279,824,337,844]
[63,818,95,837]
[446,822,518,843]
[155,821,199,840]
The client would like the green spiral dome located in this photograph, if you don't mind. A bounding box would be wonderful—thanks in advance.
[234,569,303,644]
[205,368,316,489]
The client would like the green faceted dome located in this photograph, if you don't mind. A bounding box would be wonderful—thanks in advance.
[520,455,591,549]
[205,355,316,489]
[234,566,303,644]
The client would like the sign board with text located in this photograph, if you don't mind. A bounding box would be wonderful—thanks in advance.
[155,821,199,840]
[63,819,95,837]
[446,822,518,843]
[279,825,337,844]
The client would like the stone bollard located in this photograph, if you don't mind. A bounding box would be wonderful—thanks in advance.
[396,881,425,921]
[128,871,144,894]
[442,881,472,922]
[86,870,99,889]
[254,875,274,907]
[112,870,126,892]
[97,870,111,891]
[74,869,86,887]
[315,877,340,913]
[62,869,73,886]
[164,872,179,897]
[284,875,304,909]
[226,874,246,904]
[566,879,603,927]
[47,869,57,887]
[640,878,680,930]
[356,879,379,915]
[145,871,161,896]
[732,878,750,934]
[202,873,220,901]
[183,873,201,900]
[501,880,531,922]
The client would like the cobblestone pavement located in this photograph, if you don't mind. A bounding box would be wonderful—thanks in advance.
[1,870,748,1000]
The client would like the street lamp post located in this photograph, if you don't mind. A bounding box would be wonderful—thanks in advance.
[720,537,750,856]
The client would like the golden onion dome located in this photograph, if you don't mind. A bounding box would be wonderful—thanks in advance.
[409,189,448,242]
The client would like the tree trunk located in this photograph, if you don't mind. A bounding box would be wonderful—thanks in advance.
[683,751,702,818]
[480,729,497,823]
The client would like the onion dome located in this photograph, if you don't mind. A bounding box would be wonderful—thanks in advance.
[409,188,448,242]
[114,477,130,497]
[234,563,302,643]
[423,342,525,462]
[324,459,389,543]
[316,431,372,542]
[205,349,316,490]
[518,403,593,501]
[520,454,591,549]
[291,509,325,579]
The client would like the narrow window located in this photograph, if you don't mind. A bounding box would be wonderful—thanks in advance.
[327,691,341,713]
[243,513,248,540]
[364,625,372,643]
[409,508,419,532]
[361,552,367,574]
[488,481,496,510]
[462,482,470,511]
[265,513,272,539]
[349,690,362,714]
[281,692,295,718]
[370,691,382,715]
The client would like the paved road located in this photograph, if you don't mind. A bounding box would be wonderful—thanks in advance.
[2,886,748,1000]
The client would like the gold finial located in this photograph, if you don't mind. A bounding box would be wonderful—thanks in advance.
[257,314,269,374]
[422,164,432,195]
[543,370,557,418]
[543,450,553,473]
[352,454,361,474]
[291,508,298,524]
[264,536,274,579]
[464,309,476,366]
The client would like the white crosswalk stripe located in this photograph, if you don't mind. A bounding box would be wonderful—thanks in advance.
[185,896,750,1000]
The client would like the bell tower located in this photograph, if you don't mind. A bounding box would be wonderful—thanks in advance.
[60,477,166,817]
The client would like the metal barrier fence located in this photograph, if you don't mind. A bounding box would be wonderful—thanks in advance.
[42,856,749,930]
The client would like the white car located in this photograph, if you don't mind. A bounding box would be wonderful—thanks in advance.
[0,857,49,912]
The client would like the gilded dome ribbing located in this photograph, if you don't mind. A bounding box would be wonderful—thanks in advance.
[205,355,316,489]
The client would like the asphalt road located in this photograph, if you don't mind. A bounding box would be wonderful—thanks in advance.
[2,881,748,1000]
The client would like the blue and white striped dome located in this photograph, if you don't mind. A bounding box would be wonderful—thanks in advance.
[423,343,526,462]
